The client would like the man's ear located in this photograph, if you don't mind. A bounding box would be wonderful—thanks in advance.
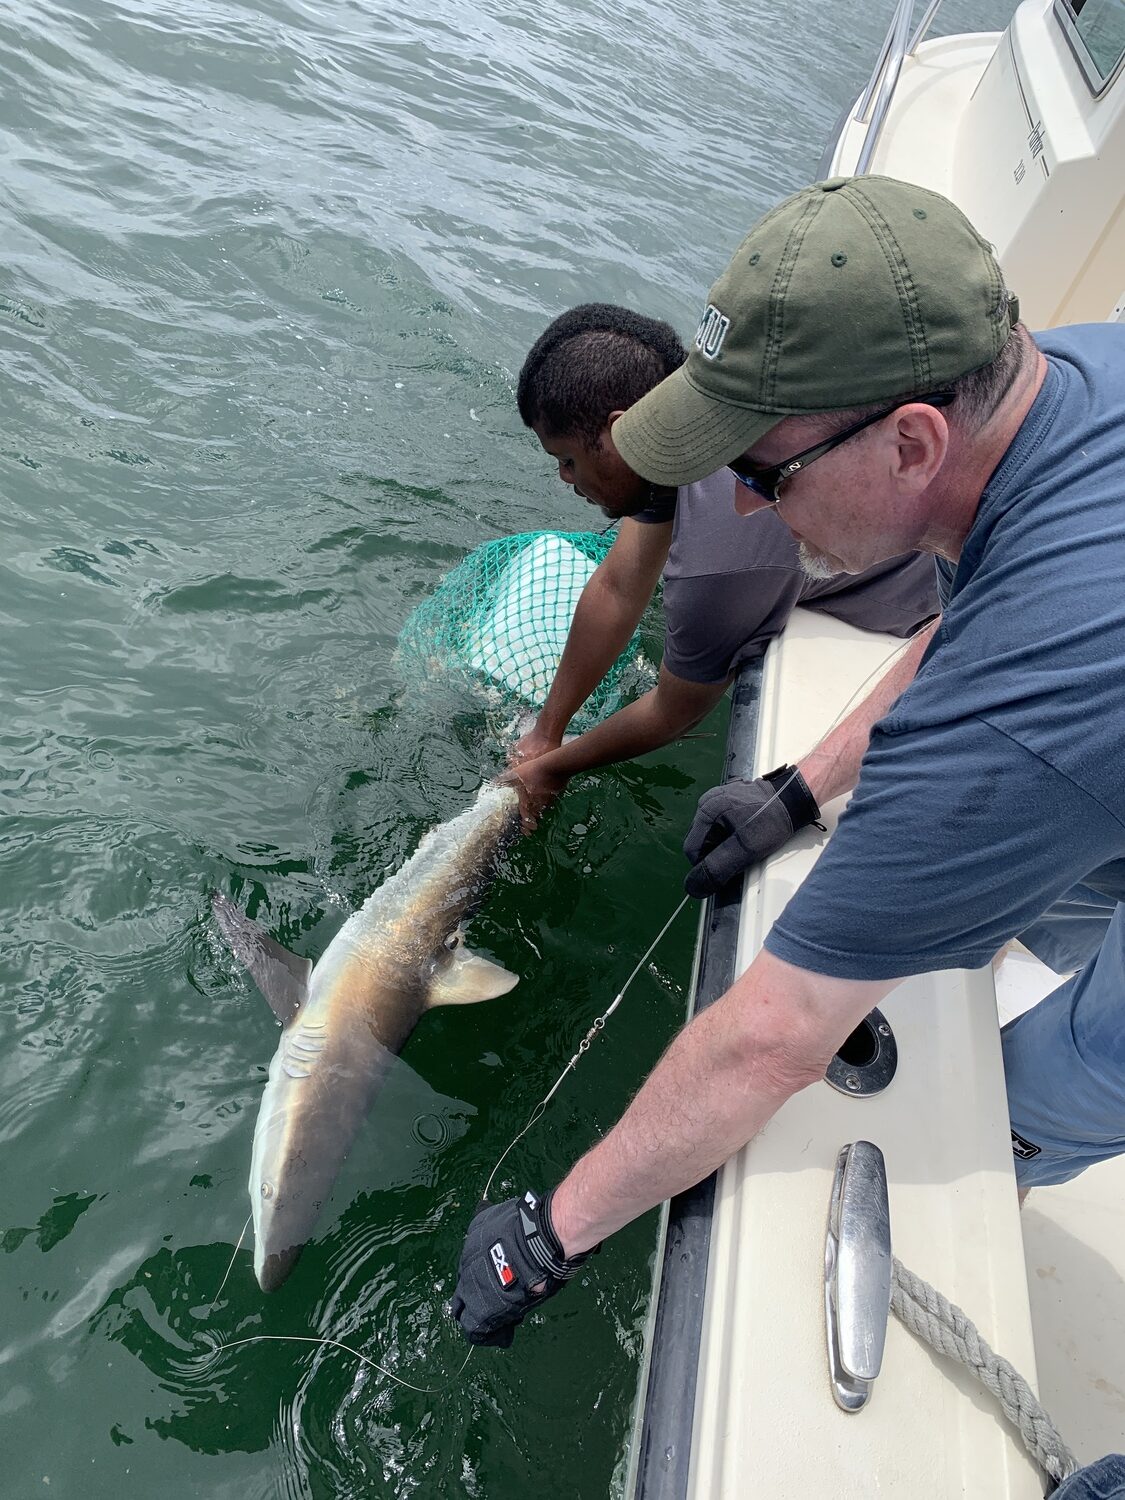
[603,409,629,452]
[891,404,949,493]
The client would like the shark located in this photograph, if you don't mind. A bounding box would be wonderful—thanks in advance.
[212,781,521,1291]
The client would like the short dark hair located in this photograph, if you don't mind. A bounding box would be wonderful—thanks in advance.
[517,303,686,443]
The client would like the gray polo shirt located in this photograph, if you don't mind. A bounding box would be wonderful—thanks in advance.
[634,470,938,683]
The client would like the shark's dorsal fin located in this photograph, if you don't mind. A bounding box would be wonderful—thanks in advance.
[211,892,312,1027]
[428,945,519,1006]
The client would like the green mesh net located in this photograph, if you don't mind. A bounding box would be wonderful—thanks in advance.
[397,530,644,730]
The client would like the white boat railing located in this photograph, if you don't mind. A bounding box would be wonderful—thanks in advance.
[853,0,945,172]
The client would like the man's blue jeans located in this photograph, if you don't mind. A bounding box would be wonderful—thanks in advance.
[1055,1455,1125,1498]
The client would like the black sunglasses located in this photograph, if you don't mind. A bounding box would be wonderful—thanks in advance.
[729,391,956,504]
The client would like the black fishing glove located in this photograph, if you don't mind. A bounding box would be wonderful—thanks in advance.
[682,764,823,900]
[450,1188,595,1348]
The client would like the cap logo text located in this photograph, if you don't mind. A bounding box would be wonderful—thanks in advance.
[695,303,730,361]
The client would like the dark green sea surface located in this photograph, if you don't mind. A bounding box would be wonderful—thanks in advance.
[0,1,1009,1494]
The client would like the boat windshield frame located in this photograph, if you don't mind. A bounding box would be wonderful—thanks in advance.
[1053,0,1125,97]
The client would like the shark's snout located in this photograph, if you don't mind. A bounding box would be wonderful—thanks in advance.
[256,1242,303,1293]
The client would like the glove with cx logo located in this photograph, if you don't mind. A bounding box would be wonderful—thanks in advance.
[450,1189,596,1347]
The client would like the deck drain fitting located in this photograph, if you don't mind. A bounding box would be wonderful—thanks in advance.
[825,1008,897,1098]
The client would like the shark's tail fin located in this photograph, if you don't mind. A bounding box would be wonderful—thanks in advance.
[211,892,312,1027]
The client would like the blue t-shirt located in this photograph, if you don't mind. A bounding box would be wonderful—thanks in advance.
[765,324,1125,980]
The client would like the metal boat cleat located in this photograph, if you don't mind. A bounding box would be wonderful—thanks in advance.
[824,1140,892,1412]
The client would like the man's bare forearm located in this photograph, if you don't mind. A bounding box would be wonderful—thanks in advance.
[549,952,895,1255]
[531,675,727,781]
[798,617,939,805]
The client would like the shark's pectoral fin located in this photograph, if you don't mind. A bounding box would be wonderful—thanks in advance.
[428,947,519,1005]
[211,892,312,1027]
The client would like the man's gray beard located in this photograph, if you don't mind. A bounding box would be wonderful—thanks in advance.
[797,540,846,580]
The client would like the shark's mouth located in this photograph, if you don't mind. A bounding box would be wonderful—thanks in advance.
[256,1241,303,1293]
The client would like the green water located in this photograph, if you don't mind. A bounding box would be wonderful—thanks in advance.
[1,0,1010,1494]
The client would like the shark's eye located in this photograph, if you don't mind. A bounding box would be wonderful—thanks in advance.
[261,1181,274,1199]
[443,932,460,950]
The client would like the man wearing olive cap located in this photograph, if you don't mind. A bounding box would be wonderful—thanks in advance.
[450,175,1125,1349]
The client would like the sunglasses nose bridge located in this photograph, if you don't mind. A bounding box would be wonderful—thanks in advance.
[753,472,781,502]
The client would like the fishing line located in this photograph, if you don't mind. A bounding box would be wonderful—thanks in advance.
[207,1214,251,1315]
[198,1331,474,1395]
[202,842,692,1393]
[199,1226,475,1394]
[482,894,691,1201]
[204,622,930,1395]
[479,619,934,1195]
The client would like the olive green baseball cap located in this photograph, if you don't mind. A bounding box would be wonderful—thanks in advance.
[613,175,1017,487]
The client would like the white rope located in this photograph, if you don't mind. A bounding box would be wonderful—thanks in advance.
[891,1258,1080,1486]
